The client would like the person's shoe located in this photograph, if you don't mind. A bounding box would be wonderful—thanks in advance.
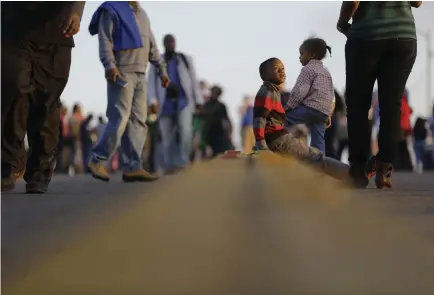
[88,162,110,182]
[1,170,25,192]
[122,169,159,182]
[349,162,370,188]
[366,156,377,180]
[26,180,49,194]
[375,162,393,189]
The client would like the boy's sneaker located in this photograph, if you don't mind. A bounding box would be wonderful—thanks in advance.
[26,180,49,194]
[88,162,110,182]
[122,169,159,182]
[375,162,393,189]
[366,156,377,180]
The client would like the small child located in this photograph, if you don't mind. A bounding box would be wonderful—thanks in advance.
[284,38,334,154]
[253,57,349,180]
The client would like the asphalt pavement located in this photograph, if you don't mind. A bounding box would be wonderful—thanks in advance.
[2,158,434,295]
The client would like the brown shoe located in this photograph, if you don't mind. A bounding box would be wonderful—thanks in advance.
[375,162,393,189]
[122,169,159,182]
[88,162,110,182]
[1,170,25,192]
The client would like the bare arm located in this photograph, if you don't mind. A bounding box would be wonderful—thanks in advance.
[338,1,360,24]
[410,1,422,8]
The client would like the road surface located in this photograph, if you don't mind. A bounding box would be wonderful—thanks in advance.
[2,157,434,294]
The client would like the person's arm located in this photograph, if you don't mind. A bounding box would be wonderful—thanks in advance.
[98,10,116,70]
[338,1,360,24]
[145,15,167,78]
[147,66,158,109]
[410,1,422,8]
[253,89,273,150]
[70,1,85,19]
[284,67,313,110]
[186,55,204,106]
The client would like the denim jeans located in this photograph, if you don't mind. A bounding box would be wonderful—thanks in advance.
[159,106,193,170]
[345,37,417,165]
[91,72,148,172]
[413,140,426,168]
[285,105,328,154]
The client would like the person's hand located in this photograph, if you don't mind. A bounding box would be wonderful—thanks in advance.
[62,12,81,37]
[105,68,121,83]
[160,74,170,88]
[336,21,351,37]
[326,117,332,128]
[149,103,159,114]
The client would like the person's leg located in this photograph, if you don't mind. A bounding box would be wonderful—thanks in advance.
[268,133,349,180]
[345,38,382,187]
[286,105,328,153]
[24,44,71,192]
[120,73,157,182]
[88,73,134,181]
[1,40,34,191]
[159,116,175,171]
[175,106,193,169]
[376,38,417,188]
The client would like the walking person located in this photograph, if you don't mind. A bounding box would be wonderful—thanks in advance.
[87,1,170,182]
[239,96,255,154]
[1,2,85,193]
[337,1,421,188]
[147,34,203,174]
[412,117,428,174]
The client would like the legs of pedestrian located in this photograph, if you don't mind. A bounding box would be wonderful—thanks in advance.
[88,74,134,181]
[345,38,379,188]
[159,116,175,172]
[176,107,193,169]
[375,39,417,188]
[1,41,70,193]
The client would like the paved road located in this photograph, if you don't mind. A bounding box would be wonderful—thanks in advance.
[2,158,434,294]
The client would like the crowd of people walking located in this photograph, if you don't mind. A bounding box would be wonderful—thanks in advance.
[2,1,432,194]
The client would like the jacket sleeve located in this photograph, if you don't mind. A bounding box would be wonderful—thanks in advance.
[147,64,158,106]
[187,55,203,105]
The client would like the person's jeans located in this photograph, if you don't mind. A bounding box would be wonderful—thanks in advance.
[267,133,349,180]
[159,106,193,170]
[413,140,426,168]
[91,72,148,172]
[285,105,328,154]
[345,37,417,165]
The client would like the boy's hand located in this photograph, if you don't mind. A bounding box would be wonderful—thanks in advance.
[326,117,332,128]
[62,12,81,37]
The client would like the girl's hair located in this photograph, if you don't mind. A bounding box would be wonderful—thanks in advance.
[301,38,332,60]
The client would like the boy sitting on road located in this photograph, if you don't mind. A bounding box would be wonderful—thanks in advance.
[253,57,349,180]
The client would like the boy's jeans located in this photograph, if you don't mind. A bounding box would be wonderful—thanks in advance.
[90,72,148,172]
[268,133,349,180]
[286,105,328,153]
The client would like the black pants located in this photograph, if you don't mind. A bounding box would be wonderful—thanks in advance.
[1,40,71,182]
[345,37,417,165]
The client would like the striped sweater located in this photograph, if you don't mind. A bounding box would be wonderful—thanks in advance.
[253,82,287,149]
[349,1,416,40]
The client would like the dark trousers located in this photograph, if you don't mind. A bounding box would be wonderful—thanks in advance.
[345,37,417,165]
[1,40,71,182]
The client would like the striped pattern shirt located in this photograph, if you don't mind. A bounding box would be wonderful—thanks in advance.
[253,82,287,149]
[284,60,334,117]
[349,1,416,40]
